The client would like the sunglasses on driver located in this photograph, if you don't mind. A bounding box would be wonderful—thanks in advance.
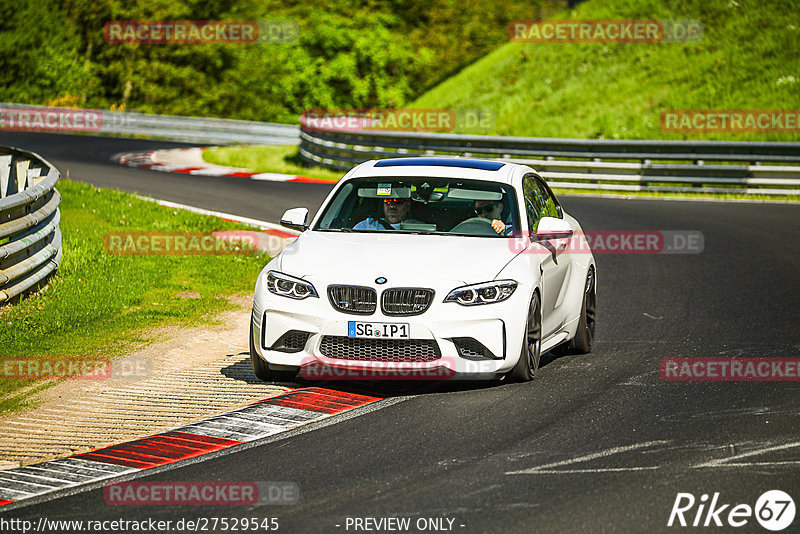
[383,198,410,204]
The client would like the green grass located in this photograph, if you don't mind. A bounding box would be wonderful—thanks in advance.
[203,145,344,182]
[411,0,800,141]
[0,179,271,414]
[203,0,800,200]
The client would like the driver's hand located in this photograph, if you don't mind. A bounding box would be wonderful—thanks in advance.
[491,219,505,234]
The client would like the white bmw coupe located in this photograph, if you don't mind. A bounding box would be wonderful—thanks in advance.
[250,157,596,382]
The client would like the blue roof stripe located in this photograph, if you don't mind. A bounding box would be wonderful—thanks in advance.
[374,158,505,171]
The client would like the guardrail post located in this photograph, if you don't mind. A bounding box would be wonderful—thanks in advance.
[28,168,42,187]
[15,159,29,192]
[0,155,10,199]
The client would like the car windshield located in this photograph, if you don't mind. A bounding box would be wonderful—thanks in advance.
[313,177,520,237]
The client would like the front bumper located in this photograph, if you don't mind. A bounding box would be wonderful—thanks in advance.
[251,283,529,379]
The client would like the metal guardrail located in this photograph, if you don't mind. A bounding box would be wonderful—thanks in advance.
[0,102,299,145]
[299,127,800,195]
[2,102,797,194]
[0,147,61,304]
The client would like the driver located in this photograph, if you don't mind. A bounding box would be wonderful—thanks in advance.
[474,200,509,235]
[354,198,412,230]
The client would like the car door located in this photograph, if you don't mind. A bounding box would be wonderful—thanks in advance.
[522,174,572,337]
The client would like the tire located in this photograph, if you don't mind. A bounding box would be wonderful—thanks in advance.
[553,266,596,356]
[249,325,298,382]
[508,291,542,382]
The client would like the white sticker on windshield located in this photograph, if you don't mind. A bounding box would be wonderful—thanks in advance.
[377,183,392,196]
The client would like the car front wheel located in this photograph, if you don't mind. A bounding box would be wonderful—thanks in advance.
[508,291,542,382]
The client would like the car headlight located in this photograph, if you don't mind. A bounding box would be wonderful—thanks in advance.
[444,280,517,306]
[266,270,318,300]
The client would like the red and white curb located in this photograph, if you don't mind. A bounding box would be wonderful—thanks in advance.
[0,387,381,508]
[115,147,332,184]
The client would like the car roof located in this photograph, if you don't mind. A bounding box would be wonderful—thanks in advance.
[374,157,505,171]
[347,157,525,185]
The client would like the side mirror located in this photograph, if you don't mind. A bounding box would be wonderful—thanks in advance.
[534,216,573,241]
[280,207,309,232]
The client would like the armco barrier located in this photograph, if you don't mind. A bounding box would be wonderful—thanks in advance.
[298,127,800,195]
[0,147,61,304]
[2,103,797,195]
[0,102,299,145]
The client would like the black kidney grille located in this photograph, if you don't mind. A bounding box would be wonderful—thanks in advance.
[328,285,377,315]
[381,288,434,316]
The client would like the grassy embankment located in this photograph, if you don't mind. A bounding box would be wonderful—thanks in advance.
[0,180,270,414]
[205,0,800,200]
[412,0,800,141]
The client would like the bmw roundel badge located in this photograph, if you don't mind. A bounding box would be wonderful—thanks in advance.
[375,277,387,284]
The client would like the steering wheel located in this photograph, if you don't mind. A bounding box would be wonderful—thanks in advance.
[450,217,497,235]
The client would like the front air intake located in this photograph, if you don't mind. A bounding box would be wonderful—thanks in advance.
[452,337,499,360]
[319,336,440,362]
[269,330,311,353]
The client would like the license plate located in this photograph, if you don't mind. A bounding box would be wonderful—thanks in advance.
[348,321,409,339]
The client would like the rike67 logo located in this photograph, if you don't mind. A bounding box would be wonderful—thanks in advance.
[668,490,795,531]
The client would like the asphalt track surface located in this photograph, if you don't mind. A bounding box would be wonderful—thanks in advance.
[1,132,799,533]
[0,132,331,222]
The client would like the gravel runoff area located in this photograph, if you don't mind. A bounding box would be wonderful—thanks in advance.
[0,296,289,469]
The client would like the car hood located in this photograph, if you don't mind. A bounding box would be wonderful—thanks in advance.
[277,231,519,287]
